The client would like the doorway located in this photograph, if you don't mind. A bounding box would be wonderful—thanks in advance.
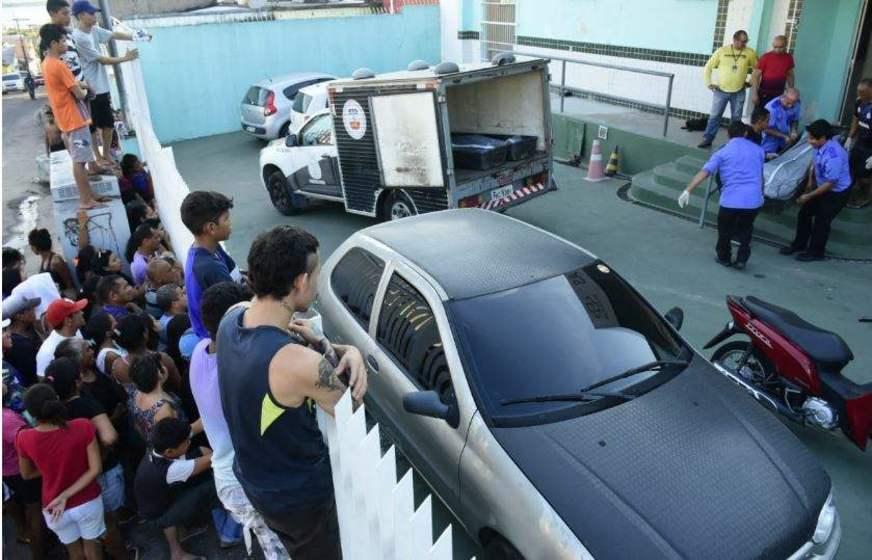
[841,0,872,123]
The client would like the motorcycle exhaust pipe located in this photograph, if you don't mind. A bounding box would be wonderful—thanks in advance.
[712,363,805,424]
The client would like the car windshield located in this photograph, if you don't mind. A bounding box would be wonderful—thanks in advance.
[3,74,20,81]
[243,86,267,106]
[447,261,689,426]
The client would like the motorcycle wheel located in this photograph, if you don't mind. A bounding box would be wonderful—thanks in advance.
[711,340,769,382]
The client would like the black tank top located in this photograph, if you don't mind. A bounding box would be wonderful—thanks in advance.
[216,306,333,515]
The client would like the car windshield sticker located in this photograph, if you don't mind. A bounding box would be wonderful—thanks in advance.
[342,99,367,140]
[566,268,618,329]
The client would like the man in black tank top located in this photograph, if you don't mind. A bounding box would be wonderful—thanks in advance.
[217,225,368,560]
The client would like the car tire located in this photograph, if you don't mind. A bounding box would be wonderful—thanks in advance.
[266,170,299,216]
[278,122,290,139]
[484,535,524,560]
[383,190,417,221]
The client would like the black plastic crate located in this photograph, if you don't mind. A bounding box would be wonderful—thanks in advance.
[488,134,538,161]
[451,134,509,170]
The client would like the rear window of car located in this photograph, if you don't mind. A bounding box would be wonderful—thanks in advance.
[242,86,268,106]
[330,248,385,329]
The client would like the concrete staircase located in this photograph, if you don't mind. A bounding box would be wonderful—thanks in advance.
[630,154,872,259]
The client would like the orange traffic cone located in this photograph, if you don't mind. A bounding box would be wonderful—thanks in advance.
[584,140,607,182]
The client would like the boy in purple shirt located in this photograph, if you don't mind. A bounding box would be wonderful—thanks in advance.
[180,191,242,339]
[679,121,765,269]
[780,119,853,261]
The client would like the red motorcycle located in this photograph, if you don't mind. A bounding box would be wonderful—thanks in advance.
[705,295,872,451]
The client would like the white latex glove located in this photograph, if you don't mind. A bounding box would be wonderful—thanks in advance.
[678,189,691,208]
[866,155,872,170]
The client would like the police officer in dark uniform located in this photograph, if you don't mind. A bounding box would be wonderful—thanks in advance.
[846,78,872,208]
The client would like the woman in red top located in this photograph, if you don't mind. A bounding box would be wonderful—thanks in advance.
[16,383,105,560]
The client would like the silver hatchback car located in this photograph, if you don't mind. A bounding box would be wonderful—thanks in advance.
[240,72,334,140]
[318,209,839,560]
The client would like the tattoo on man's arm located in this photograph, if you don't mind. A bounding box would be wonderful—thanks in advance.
[316,358,346,392]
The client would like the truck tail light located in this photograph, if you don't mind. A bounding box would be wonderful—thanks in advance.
[264,91,277,116]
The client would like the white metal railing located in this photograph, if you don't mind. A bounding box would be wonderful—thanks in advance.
[318,392,472,560]
[509,49,676,137]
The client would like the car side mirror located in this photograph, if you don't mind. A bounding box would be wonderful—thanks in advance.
[285,133,298,147]
[403,390,459,428]
[665,307,684,331]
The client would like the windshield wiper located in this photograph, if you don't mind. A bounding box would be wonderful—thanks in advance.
[579,359,689,393]
[501,391,633,407]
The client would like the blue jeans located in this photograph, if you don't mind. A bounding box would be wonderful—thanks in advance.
[704,88,746,141]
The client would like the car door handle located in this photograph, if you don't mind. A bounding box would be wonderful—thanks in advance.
[366,355,380,373]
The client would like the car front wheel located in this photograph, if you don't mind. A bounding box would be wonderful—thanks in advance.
[266,170,298,216]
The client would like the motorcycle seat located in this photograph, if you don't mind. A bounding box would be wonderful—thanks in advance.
[743,296,854,369]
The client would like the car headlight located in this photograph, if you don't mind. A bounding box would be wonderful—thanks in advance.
[812,491,836,545]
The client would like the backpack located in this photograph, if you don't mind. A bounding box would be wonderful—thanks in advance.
[682,117,709,131]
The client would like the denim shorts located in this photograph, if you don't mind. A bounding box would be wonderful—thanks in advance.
[97,463,125,512]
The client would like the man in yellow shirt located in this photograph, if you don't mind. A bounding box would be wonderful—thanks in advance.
[699,30,758,148]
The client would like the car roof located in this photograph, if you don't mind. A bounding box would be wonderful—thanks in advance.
[299,82,330,96]
[253,72,335,89]
[360,209,595,300]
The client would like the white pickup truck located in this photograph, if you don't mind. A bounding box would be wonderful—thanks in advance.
[259,55,555,220]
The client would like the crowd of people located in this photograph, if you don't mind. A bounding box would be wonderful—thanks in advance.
[4,186,366,560]
[681,29,870,267]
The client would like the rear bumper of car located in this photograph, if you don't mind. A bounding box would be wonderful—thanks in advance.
[241,113,285,140]
[241,122,268,137]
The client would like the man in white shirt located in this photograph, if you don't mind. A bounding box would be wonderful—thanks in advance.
[35,298,86,377]
[71,0,138,166]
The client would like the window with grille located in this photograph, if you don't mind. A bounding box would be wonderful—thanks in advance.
[480,0,516,62]
[376,274,455,404]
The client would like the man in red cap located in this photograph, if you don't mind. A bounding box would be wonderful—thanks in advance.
[35,298,87,377]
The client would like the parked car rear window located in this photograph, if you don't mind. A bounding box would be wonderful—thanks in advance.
[330,248,384,328]
[243,86,267,106]
[377,274,455,404]
[448,261,688,425]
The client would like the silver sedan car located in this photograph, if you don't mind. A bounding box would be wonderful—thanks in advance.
[318,209,839,560]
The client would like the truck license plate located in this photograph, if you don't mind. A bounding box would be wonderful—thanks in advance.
[491,185,513,201]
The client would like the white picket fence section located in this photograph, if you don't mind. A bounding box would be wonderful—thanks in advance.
[318,392,471,560]
[113,20,194,260]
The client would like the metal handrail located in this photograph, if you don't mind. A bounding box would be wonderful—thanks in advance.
[507,49,676,137]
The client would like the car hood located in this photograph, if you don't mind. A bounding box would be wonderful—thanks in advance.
[492,358,831,560]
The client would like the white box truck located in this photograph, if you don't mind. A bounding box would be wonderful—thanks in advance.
[259,56,555,220]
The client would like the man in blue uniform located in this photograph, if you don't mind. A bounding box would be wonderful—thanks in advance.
[761,88,801,158]
[780,119,852,261]
[846,78,872,208]
[679,121,765,269]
